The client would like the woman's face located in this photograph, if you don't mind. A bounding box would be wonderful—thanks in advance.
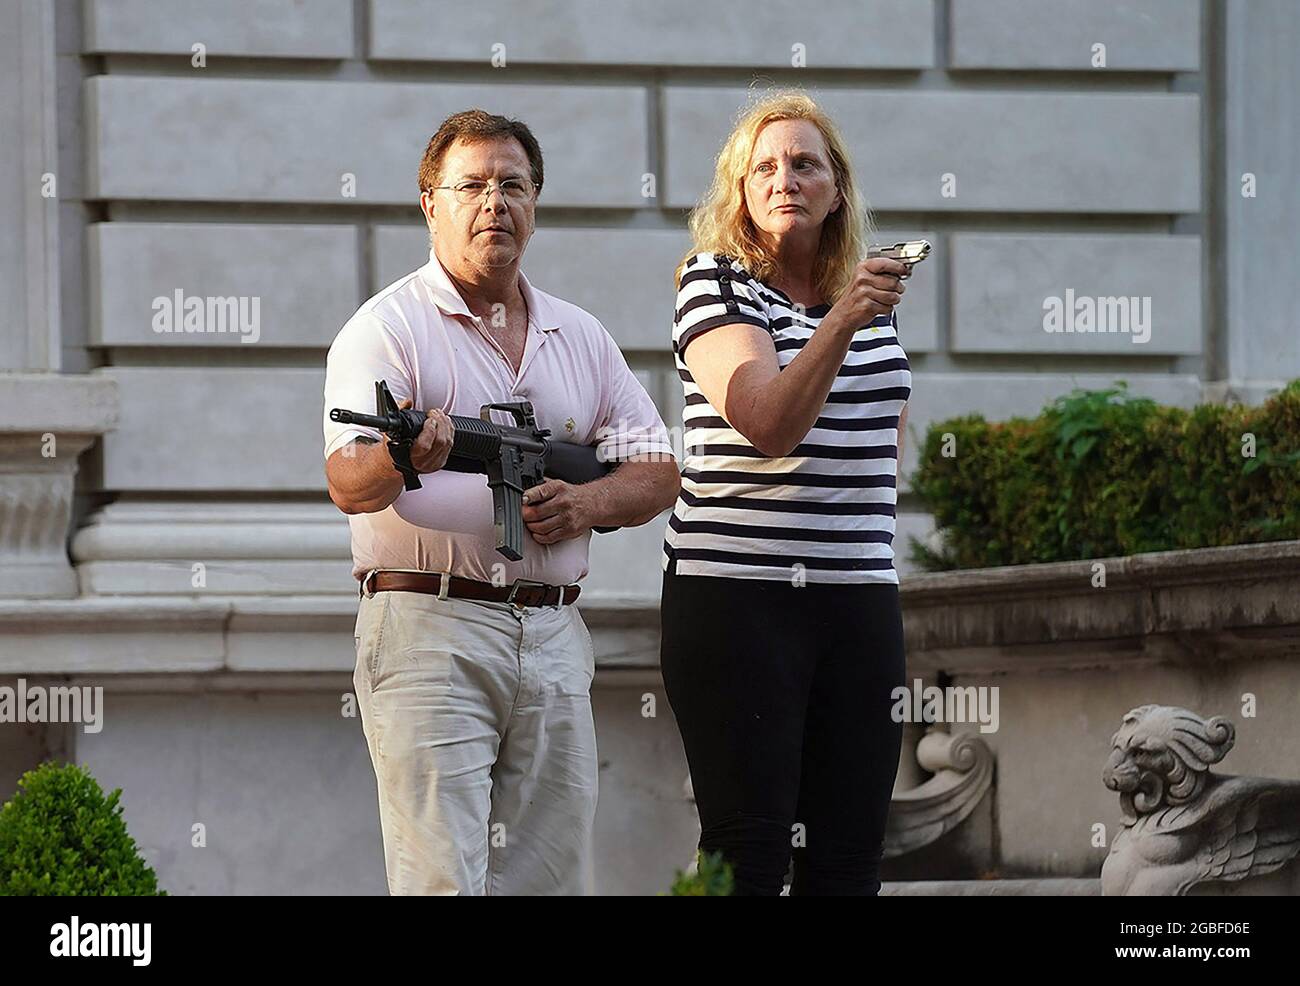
[743,119,843,247]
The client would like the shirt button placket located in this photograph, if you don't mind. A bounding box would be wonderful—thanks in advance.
[718,271,738,314]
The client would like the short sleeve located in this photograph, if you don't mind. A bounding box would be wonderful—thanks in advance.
[322,311,414,459]
[672,253,769,356]
[592,321,676,463]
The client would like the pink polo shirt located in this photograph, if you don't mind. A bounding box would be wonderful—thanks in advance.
[323,248,675,585]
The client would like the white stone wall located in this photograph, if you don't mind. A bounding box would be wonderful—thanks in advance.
[63,0,1260,584]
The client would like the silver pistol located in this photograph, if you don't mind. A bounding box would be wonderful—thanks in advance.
[866,239,931,279]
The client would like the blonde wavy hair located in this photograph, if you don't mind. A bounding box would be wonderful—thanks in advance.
[675,89,874,303]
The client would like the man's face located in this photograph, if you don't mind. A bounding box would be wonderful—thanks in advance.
[420,136,537,273]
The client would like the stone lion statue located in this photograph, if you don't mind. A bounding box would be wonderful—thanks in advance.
[1101,704,1300,895]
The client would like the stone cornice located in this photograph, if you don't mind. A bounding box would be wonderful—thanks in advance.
[899,540,1300,673]
[901,540,1300,602]
[0,594,661,675]
[0,373,119,434]
[8,535,1298,676]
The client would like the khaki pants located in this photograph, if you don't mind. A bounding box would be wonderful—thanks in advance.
[353,584,598,895]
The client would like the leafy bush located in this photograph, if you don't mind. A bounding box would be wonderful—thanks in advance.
[0,761,165,896]
[910,379,1300,570]
[666,850,734,895]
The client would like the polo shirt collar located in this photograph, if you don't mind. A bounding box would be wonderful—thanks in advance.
[419,248,560,332]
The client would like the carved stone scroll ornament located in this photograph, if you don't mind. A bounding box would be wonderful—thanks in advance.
[1101,705,1300,895]
[884,728,994,858]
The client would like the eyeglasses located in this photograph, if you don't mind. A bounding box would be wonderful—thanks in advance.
[428,177,539,204]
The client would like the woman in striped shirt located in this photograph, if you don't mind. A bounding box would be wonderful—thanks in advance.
[659,90,912,895]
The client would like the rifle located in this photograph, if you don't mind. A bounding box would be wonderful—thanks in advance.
[330,380,618,560]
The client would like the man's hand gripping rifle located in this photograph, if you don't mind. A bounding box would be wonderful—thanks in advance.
[330,380,617,561]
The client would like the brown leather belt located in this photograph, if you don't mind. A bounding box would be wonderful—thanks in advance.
[360,570,580,608]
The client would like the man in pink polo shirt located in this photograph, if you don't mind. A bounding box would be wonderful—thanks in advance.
[323,109,679,895]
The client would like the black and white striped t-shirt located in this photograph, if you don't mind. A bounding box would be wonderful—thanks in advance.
[662,252,912,584]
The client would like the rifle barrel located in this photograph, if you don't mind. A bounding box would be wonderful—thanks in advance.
[330,408,393,431]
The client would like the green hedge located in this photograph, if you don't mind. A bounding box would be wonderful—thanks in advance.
[666,850,734,895]
[909,379,1300,571]
[0,761,164,896]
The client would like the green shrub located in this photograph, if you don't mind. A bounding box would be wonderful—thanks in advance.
[666,850,734,895]
[910,379,1300,570]
[0,761,165,896]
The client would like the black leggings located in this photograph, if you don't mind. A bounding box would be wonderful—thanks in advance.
[659,568,907,896]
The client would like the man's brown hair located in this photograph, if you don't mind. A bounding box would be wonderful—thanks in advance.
[417,109,544,195]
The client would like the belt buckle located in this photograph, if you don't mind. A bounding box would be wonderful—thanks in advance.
[361,569,379,599]
[506,577,549,608]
